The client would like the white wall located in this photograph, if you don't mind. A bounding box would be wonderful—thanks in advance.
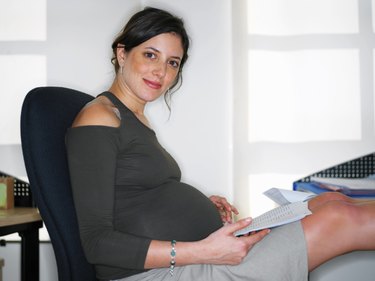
[233,0,375,217]
[232,1,375,279]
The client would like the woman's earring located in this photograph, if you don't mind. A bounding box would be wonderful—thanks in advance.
[120,65,123,74]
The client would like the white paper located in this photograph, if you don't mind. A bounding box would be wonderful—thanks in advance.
[235,201,312,236]
[264,187,316,205]
[310,176,375,190]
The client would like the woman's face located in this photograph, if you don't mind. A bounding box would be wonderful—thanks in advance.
[118,32,184,104]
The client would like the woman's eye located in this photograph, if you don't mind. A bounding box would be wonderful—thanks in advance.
[169,60,180,69]
[145,52,156,59]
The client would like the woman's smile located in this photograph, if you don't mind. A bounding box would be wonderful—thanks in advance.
[143,78,162,90]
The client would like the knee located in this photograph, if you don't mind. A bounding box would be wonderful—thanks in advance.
[320,201,360,226]
[309,192,351,211]
[317,191,351,202]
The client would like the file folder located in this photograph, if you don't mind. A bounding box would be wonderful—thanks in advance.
[293,152,375,198]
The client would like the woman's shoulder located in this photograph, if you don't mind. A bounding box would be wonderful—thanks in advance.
[71,96,121,128]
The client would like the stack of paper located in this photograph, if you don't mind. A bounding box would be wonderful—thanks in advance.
[234,188,314,236]
[309,176,375,196]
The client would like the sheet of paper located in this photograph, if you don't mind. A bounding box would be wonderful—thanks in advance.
[264,187,316,205]
[310,176,375,190]
[234,201,312,236]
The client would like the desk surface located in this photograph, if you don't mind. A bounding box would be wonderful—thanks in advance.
[0,207,41,227]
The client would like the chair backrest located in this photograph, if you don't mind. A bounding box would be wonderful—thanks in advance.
[20,86,97,281]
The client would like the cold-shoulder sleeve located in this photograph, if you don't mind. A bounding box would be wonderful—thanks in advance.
[65,126,151,277]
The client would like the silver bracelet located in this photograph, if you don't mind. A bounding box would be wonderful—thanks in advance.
[169,240,176,275]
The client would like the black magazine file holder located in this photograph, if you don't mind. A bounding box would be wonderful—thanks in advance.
[295,153,375,183]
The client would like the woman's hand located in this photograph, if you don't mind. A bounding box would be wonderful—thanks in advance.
[144,218,270,269]
[209,195,239,223]
[197,218,270,265]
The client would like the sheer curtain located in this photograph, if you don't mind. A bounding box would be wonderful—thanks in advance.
[232,0,375,217]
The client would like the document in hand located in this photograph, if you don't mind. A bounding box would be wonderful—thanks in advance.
[263,187,316,205]
[234,188,314,237]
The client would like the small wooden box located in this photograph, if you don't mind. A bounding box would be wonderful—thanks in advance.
[0,177,14,209]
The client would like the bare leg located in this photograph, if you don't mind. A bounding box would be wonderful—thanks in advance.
[302,193,375,271]
[307,191,374,211]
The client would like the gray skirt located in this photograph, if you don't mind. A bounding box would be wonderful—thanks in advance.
[118,221,308,281]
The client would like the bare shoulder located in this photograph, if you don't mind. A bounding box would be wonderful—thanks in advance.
[71,96,120,128]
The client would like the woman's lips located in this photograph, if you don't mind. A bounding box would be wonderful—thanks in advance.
[144,78,162,89]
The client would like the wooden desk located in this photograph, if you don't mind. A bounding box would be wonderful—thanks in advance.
[0,208,43,281]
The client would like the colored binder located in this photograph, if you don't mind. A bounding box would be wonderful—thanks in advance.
[293,152,375,198]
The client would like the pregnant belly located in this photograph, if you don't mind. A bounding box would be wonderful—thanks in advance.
[115,181,223,241]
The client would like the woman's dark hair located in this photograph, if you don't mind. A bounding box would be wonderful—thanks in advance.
[111,7,190,107]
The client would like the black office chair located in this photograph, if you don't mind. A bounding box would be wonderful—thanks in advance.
[20,87,97,281]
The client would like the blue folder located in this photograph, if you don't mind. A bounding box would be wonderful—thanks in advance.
[293,152,375,198]
[293,181,375,198]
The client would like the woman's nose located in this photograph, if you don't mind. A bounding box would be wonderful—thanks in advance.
[152,61,167,78]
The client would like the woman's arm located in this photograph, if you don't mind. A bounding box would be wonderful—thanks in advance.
[67,125,151,269]
[144,219,270,268]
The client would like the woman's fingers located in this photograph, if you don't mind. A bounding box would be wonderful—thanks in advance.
[209,195,240,222]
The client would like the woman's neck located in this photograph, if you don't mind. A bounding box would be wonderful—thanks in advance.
[108,78,146,116]
[108,77,152,129]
